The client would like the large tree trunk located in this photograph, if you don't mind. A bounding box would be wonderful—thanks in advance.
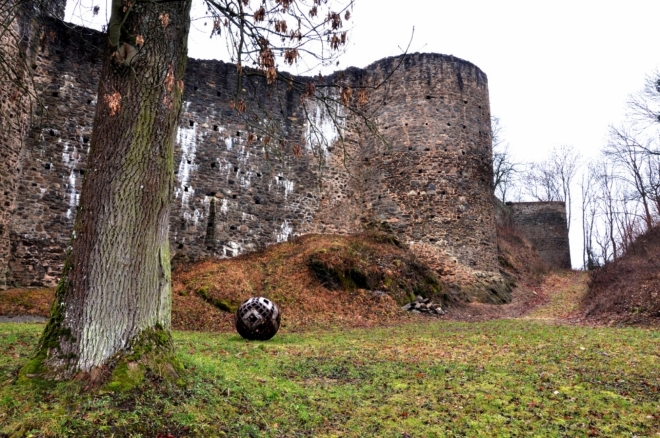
[27,0,192,378]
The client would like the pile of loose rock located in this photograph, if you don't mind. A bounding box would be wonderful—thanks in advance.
[402,296,446,315]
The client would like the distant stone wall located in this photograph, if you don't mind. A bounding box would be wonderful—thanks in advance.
[0,1,66,288]
[2,16,508,302]
[507,202,571,269]
[7,20,104,287]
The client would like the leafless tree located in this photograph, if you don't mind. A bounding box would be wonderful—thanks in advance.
[491,116,519,202]
[523,144,581,231]
[579,70,660,268]
[605,126,659,230]
[580,162,599,269]
[593,160,620,262]
[627,69,660,129]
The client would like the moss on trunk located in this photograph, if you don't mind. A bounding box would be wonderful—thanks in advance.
[105,325,184,391]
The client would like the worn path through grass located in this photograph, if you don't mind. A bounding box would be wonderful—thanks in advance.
[522,270,590,322]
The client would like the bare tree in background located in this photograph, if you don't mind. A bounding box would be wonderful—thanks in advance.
[523,145,580,231]
[606,126,660,230]
[580,162,599,269]
[627,69,660,129]
[593,160,620,262]
[491,116,519,202]
[578,70,660,269]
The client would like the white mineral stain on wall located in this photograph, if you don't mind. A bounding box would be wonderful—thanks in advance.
[239,170,254,189]
[304,100,342,156]
[61,140,82,220]
[276,220,293,243]
[220,198,229,214]
[175,116,198,208]
[222,241,242,257]
[275,173,294,198]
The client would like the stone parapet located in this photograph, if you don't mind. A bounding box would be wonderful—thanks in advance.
[507,201,571,269]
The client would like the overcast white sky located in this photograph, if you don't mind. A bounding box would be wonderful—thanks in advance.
[66,0,660,267]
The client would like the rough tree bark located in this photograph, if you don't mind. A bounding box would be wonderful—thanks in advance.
[23,0,192,380]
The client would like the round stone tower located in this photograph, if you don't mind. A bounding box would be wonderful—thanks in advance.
[347,53,504,300]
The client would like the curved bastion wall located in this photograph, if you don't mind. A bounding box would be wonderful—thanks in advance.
[353,55,498,277]
[4,18,507,301]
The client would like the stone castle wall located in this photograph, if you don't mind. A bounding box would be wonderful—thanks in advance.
[0,1,66,287]
[3,16,509,300]
[507,201,571,269]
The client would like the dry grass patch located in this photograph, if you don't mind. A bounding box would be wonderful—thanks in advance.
[0,288,53,317]
[171,233,446,332]
[584,225,660,326]
[1,233,450,332]
[524,271,589,321]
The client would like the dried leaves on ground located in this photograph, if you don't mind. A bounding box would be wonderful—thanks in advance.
[583,225,660,326]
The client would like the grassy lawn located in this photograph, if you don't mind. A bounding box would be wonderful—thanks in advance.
[1,320,659,437]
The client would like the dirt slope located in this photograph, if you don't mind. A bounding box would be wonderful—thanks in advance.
[0,233,451,332]
[582,225,660,326]
[0,224,600,330]
[171,232,447,332]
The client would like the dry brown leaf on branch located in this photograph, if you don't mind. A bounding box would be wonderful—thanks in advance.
[284,48,299,65]
[341,86,352,106]
[275,20,288,34]
[104,92,121,116]
[164,64,175,92]
[330,34,341,50]
[159,13,170,27]
[276,0,293,12]
[302,80,316,101]
[327,12,342,30]
[357,89,368,106]
[236,100,246,113]
[253,7,265,21]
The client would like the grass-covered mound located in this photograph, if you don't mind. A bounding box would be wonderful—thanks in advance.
[2,320,658,437]
[171,232,447,332]
[0,288,53,318]
[584,225,660,326]
[0,233,451,332]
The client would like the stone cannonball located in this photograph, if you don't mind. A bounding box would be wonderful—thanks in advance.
[235,297,281,340]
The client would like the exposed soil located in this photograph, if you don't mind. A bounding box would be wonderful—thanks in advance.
[0,288,54,319]
[170,232,443,332]
[0,233,447,332]
[581,225,660,327]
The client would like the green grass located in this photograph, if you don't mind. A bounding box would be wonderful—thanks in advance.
[1,320,659,437]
